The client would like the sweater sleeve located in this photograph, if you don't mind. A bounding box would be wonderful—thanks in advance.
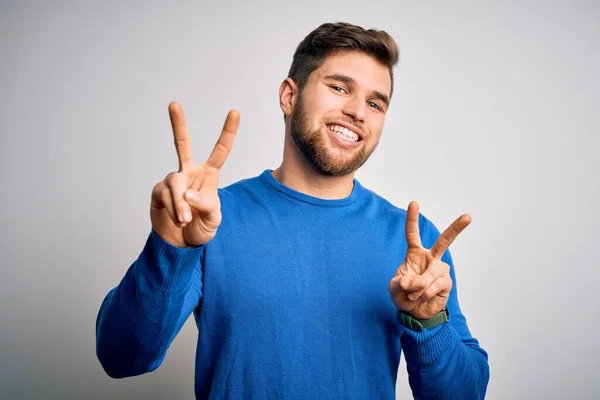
[95,230,204,378]
[400,215,490,400]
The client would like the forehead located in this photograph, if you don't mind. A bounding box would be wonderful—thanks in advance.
[313,51,391,96]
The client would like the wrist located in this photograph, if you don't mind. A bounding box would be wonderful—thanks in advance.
[397,307,449,332]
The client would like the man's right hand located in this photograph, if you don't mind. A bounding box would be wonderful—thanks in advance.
[150,102,240,248]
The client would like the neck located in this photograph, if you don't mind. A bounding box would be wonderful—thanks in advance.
[272,130,356,200]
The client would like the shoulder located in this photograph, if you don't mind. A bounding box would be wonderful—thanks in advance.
[216,171,275,214]
[355,180,407,221]
[356,181,440,238]
[218,175,259,195]
[218,172,265,199]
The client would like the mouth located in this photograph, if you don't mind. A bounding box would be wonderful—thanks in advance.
[325,124,363,148]
[326,123,363,141]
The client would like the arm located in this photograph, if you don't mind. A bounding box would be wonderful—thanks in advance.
[95,230,203,378]
[401,217,489,399]
[95,102,239,378]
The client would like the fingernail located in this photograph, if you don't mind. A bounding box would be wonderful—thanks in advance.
[182,211,191,222]
[408,293,417,301]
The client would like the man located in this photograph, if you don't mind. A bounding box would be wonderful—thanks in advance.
[96,22,489,399]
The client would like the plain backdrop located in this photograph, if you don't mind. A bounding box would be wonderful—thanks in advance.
[1,1,599,399]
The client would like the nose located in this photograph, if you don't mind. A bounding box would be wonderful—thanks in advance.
[342,94,366,123]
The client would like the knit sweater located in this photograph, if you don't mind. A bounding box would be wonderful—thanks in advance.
[96,169,489,399]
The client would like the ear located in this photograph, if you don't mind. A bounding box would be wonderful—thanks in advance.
[279,77,298,119]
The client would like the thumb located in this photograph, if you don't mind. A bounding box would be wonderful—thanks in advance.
[185,190,217,213]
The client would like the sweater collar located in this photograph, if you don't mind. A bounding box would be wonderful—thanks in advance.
[259,169,363,207]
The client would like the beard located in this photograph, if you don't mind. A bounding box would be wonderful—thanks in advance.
[290,93,378,177]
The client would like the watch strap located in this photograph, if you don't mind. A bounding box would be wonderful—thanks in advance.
[397,307,449,332]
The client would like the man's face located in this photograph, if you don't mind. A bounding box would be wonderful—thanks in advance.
[290,51,391,176]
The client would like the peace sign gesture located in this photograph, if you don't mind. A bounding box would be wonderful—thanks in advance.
[150,102,240,248]
[389,202,471,320]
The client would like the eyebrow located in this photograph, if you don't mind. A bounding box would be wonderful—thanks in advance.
[324,74,390,107]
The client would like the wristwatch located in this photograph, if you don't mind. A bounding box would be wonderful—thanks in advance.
[396,307,449,332]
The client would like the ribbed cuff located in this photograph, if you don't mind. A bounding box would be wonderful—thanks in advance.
[400,322,460,366]
[137,230,204,293]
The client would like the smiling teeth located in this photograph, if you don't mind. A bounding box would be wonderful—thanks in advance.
[327,125,359,142]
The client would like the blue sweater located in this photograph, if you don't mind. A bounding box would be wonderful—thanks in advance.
[96,170,489,399]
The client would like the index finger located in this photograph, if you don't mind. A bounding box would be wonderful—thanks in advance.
[169,102,194,171]
[405,201,423,248]
[430,214,472,259]
[206,110,240,169]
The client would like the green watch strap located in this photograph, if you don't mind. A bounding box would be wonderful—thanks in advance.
[396,307,449,332]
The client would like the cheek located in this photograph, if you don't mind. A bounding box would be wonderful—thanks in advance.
[367,119,385,141]
[309,88,345,116]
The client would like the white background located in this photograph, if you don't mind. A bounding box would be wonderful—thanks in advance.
[1,1,598,398]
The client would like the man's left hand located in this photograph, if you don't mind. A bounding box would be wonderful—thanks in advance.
[389,201,471,320]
